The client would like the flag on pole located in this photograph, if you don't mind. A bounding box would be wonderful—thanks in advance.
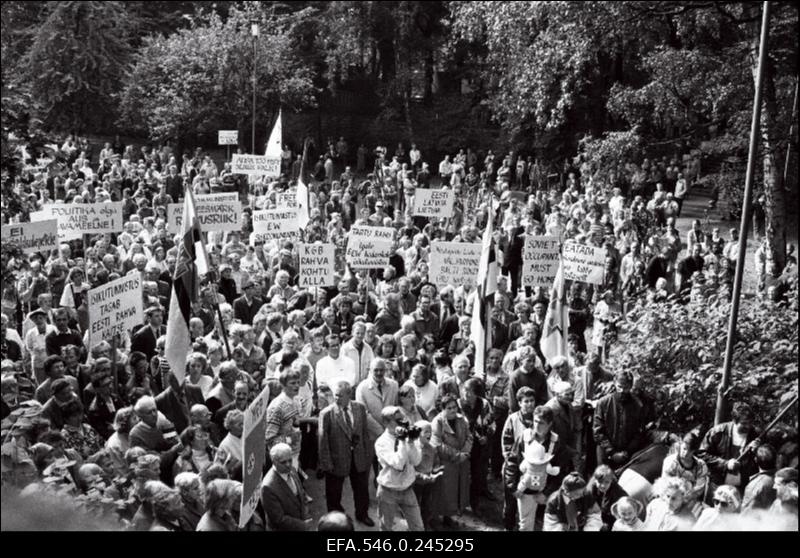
[296,138,311,229]
[539,260,570,365]
[265,109,282,158]
[470,203,498,375]
[165,190,207,384]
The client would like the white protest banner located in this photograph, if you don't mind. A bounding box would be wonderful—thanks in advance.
[276,189,297,209]
[252,208,300,242]
[429,242,481,289]
[412,189,455,218]
[345,225,395,269]
[31,202,123,241]
[522,235,561,288]
[196,192,240,203]
[87,274,143,349]
[231,154,281,176]
[298,243,336,288]
[2,220,59,254]
[239,383,270,528]
[167,198,242,233]
[562,241,607,285]
[218,130,239,145]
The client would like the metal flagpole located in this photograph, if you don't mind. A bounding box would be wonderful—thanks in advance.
[715,1,771,425]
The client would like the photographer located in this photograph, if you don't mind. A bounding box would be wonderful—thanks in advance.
[374,405,424,531]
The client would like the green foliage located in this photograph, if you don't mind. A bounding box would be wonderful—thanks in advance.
[579,130,643,174]
[118,6,317,146]
[608,285,799,432]
[20,1,138,132]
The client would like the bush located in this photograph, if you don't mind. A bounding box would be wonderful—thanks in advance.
[606,281,798,434]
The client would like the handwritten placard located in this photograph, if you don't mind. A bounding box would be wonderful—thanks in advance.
[412,189,455,218]
[167,198,242,233]
[31,203,123,241]
[252,208,300,242]
[231,154,281,176]
[298,243,336,288]
[562,241,606,285]
[218,130,239,145]
[2,220,59,254]
[345,226,395,269]
[522,235,561,287]
[87,274,143,349]
[429,241,481,289]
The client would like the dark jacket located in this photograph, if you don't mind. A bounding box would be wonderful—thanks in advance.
[587,478,628,529]
[508,368,549,413]
[592,392,648,459]
[504,430,574,497]
[155,385,205,435]
[260,467,309,531]
[233,295,264,326]
[130,324,167,362]
[317,402,372,477]
[697,421,758,486]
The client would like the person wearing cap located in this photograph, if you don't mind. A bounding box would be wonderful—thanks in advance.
[24,308,57,384]
[130,305,166,362]
[543,472,603,531]
[233,276,263,326]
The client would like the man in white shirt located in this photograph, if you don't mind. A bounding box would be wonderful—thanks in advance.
[341,322,375,385]
[438,155,453,183]
[374,405,424,531]
[315,334,357,390]
[24,309,57,384]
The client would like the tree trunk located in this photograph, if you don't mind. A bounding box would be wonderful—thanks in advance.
[424,49,434,102]
[753,16,787,276]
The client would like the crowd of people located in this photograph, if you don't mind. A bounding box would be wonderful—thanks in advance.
[0,133,797,532]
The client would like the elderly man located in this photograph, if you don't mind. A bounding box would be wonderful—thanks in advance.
[261,443,312,531]
[205,361,239,415]
[374,406,424,531]
[374,293,402,336]
[544,381,583,467]
[24,308,57,384]
[190,403,222,446]
[356,358,400,444]
[318,381,374,526]
[130,395,183,468]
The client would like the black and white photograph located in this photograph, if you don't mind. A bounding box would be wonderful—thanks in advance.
[0,0,797,537]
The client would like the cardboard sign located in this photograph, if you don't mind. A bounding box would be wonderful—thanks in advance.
[345,226,395,269]
[231,154,281,176]
[167,199,242,233]
[412,189,455,218]
[239,384,270,528]
[1,220,59,254]
[218,130,239,145]
[87,274,143,349]
[522,235,561,287]
[562,241,606,285]
[429,242,481,289]
[298,243,336,288]
[31,202,123,241]
[252,208,300,242]
[276,189,297,209]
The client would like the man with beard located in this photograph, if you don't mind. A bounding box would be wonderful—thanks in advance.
[592,371,649,468]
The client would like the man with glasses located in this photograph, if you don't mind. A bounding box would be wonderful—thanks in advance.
[374,405,424,531]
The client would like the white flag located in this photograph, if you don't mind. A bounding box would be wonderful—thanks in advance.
[265,109,282,158]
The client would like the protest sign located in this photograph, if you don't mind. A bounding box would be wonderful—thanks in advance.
[231,154,281,176]
[167,197,242,233]
[196,192,239,203]
[345,226,395,269]
[522,235,561,287]
[87,274,143,349]
[218,130,239,145]
[298,243,336,288]
[252,208,300,242]
[31,202,123,241]
[239,383,270,528]
[2,220,58,254]
[562,241,606,285]
[276,189,297,209]
[412,189,455,218]
[429,242,481,289]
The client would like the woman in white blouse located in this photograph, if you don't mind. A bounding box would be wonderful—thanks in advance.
[403,364,437,419]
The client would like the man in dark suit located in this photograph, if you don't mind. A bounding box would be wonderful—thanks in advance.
[499,217,526,298]
[155,372,206,434]
[233,277,263,325]
[318,381,374,527]
[146,266,171,307]
[130,306,166,362]
[261,443,312,530]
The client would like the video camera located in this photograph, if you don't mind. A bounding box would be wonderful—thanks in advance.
[395,418,422,441]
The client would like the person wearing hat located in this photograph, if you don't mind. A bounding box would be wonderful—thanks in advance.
[233,276,263,326]
[24,308,57,384]
[131,306,166,363]
[543,472,603,531]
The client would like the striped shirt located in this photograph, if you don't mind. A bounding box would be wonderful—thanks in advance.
[265,392,301,455]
